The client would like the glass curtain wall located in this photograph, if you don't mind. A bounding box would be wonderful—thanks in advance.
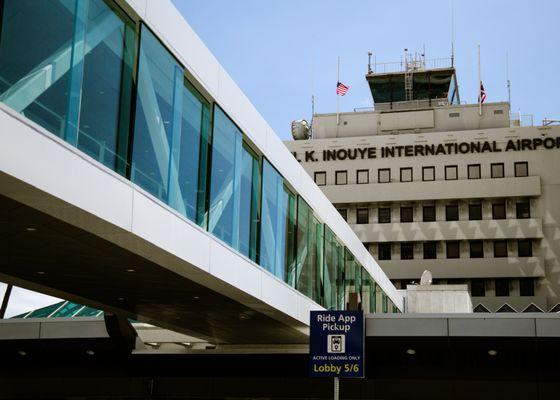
[296,197,323,304]
[324,227,344,310]
[344,251,362,310]
[0,0,135,175]
[260,160,296,282]
[361,268,376,313]
[208,105,260,261]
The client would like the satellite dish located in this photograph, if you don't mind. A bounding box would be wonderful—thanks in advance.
[291,120,310,140]
[420,270,432,285]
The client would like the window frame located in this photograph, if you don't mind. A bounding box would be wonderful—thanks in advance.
[422,166,435,182]
[400,206,414,223]
[492,202,506,219]
[378,168,391,183]
[445,203,459,221]
[471,279,486,297]
[400,242,414,260]
[400,167,413,182]
[470,240,484,258]
[495,278,510,297]
[378,243,392,260]
[335,170,347,185]
[356,208,369,224]
[491,162,505,178]
[356,169,369,184]
[378,207,391,224]
[516,201,530,219]
[467,164,481,179]
[514,161,529,177]
[517,239,533,257]
[314,171,326,186]
[423,205,436,222]
[423,242,437,259]
[519,278,535,297]
[338,208,348,221]
[468,203,483,221]
[446,241,460,259]
[494,240,508,257]
[444,165,458,181]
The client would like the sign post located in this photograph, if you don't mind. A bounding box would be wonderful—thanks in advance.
[309,310,365,398]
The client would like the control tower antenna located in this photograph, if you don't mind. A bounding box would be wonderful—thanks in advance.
[450,0,455,67]
[367,51,373,74]
[506,51,511,107]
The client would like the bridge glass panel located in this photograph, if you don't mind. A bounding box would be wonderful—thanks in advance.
[361,268,376,313]
[323,227,342,310]
[344,251,362,310]
[260,160,296,282]
[296,197,323,304]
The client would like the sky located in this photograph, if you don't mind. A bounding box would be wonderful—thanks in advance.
[2,0,559,318]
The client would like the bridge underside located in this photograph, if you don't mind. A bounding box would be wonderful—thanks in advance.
[0,188,307,344]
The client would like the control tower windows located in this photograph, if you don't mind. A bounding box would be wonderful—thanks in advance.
[515,161,528,177]
[445,165,458,180]
[491,163,505,178]
[470,241,484,258]
[468,203,482,220]
[422,166,435,181]
[495,278,510,296]
[494,240,508,258]
[335,170,347,185]
[468,164,481,179]
[400,243,414,260]
[516,202,531,219]
[378,168,391,183]
[400,167,413,182]
[378,208,391,223]
[378,243,392,260]
[446,241,460,258]
[314,171,326,186]
[423,242,437,259]
[520,278,535,297]
[357,169,369,184]
[423,205,436,222]
[400,207,413,223]
[356,208,369,224]
[518,239,533,257]
[446,204,459,221]
[492,202,506,219]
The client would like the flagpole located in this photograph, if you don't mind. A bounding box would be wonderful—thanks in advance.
[478,44,482,116]
[336,56,340,126]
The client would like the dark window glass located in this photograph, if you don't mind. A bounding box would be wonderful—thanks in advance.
[400,207,413,223]
[356,208,369,224]
[515,162,528,177]
[338,209,347,221]
[314,171,326,186]
[518,239,532,257]
[378,243,391,260]
[357,169,369,184]
[446,204,459,221]
[447,241,460,258]
[378,208,391,223]
[494,240,508,257]
[492,203,506,219]
[422,166,435,181]
[470,240,484,258]
[468,164,481,179]
[516,202,530,218]
[423,242,437,259]
[445,165,458,180]
[401,243,414,260]
[400,167,413,182]
[335,170,347,185]
[471,279,486,297]
[423,205,436,222]
[491,163,505,178]
[495,278,510,296]
[378,168,391,183]
[519,278,535,297]
[469,203,482,220]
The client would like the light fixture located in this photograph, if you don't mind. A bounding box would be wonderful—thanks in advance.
[117,297,125,301]
[37,271,46,275]
[488,349,498,356]
[193,296,200,300]
[25,227,36,232]
[181,342,192,347]
[17,350,27,356]
[126,268,135,273]
[85,350,95,356]
[406,349,416,355]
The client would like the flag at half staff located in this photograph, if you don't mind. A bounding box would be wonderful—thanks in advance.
[336,81,349,96]
[479,81,487,103]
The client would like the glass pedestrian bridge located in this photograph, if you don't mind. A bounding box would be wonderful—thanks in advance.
[0,0,401,343]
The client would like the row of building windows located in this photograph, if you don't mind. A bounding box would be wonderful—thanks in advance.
[374,239,534,260]
[0,0,397,312]
[339,200,531,224]
[394,278,535,297]
[314,162,529,186]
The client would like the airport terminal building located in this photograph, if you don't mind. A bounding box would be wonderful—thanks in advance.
[285,58,560,313]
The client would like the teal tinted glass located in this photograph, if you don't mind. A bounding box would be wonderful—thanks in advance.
[51,301,84,318]
[361,269,376,313]
[209,106,260,260]
[323,227,341,310]
[344,251,362,310]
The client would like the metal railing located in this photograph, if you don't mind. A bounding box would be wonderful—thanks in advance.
[369,57,453,74]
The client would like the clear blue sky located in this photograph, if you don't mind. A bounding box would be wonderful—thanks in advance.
[173,0,560,140]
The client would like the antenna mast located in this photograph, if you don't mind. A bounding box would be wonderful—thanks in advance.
[451,0,455,67]
[506,51,511,107]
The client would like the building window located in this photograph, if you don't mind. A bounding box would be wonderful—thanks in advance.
[518,239,533,257]
[495,278,510,296]
[469,203,482,220]
[338,209,347,221]
[471,279,486,297]
[356,208,369,224]
[335,170,347,185]
[494,240,508,257]
[400,167,413,182]
[401,243,414,260]
[400,207,413,223]
[423,242,437,259]
[378,207,391,223]
[378,168,391,183]
[446,241,460,258]
[470,240,484,258]
[468,164,481,179]
[492,202,506,219]
[314,171,326,186]
[357,169,369,184]
[422,166,435,181]
[491,163,505,178]
[423,205,436,222]
[514,162,528,177]
[516,201,530,218]
[520,278,535,297]
[445,165,458,180]
[378,243,391,260]
[446,204,459,221]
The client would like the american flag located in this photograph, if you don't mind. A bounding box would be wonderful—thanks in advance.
[336,81,349,96]
[479,81,487,103]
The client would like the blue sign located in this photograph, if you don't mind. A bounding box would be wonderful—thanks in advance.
[309,310,364,378]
